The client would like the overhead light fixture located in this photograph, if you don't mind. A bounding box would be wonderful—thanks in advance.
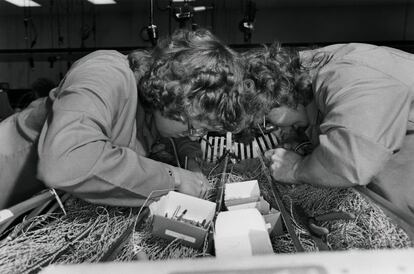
[4,0,41,7]
[86,0,116,4]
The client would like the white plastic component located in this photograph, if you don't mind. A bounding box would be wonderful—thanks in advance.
[214,208,274,258]
[224,180,260,206]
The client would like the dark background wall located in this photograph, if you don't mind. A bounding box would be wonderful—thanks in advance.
[1,0,414,90]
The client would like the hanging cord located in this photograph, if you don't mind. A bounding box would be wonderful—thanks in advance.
[56,0,64,46]
[168,0,172,35]
[23,2,37,85]
[403,0,410,40]
[169,137,182,168]
[147,0,159,46]
[80,0,86,47]
[29,9,37,48]
[92,3,97,47]
[23,1,37,48]
[65,0,72,48]
[23,3,30,86]
[49,0,54,48]
[23,4,31,48]
[210,0,215,32]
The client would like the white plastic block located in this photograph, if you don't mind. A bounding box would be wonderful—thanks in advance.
[214,208,274,258]
[224,180,260,207]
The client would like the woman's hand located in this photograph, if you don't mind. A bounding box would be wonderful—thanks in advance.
[173,168,210,198]
[264,148,303,184]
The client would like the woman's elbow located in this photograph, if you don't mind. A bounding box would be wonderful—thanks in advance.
[37,156,83,189]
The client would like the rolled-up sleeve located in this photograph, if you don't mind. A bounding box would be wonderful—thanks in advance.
[296,62,412,187]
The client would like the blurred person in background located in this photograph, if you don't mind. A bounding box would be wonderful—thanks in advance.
[0,86,14,121]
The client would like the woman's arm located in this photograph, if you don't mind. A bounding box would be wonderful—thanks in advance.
[37,56,177,207]
[295,63,412,187]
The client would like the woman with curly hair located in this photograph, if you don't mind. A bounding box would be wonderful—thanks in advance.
[243,43,414,216]
[0,28,244,208]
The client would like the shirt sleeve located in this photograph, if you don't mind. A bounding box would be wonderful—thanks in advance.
[37,58,177,207]
[296,62,412,187]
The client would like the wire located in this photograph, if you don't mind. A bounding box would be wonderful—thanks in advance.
[210,0,215,32]
[92,4,97,47]
[149,0,155,24]
[403,0,410,40]
[49,0,54,48]
[66,0,73,48]
[169,137,182,168]
[56,0,63,47]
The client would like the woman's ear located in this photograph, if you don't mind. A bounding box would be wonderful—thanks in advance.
[243,79,255,92]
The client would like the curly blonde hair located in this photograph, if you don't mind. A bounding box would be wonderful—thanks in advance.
[242,43,328,123]
[138,29,245,132]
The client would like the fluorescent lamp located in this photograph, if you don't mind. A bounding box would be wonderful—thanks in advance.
[4,0,41,7]
[87,0,116,4]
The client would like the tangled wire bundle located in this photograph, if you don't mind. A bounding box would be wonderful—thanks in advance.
[0,159,411,273]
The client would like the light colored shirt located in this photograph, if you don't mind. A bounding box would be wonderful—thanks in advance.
[297,43,414,187]
[36,50,185,207]
[0,50,202,208]
[0,97,48,208]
